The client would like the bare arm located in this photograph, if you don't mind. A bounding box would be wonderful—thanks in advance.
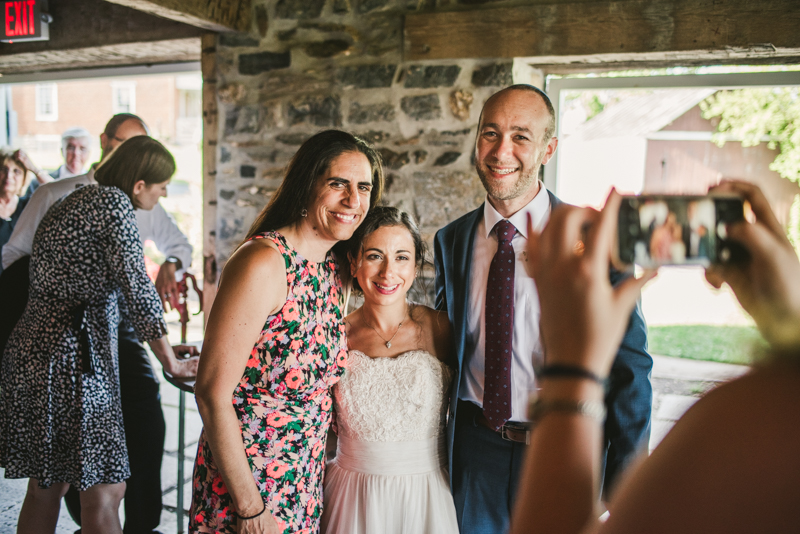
[510,193,654,534]
[193,240,287,533]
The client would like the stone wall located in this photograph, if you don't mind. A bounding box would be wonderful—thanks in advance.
[208,0,543,302]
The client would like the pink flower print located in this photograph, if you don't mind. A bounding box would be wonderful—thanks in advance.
[289,339,302,351]
[314,325,325,345]
[286,368,303,389]
[266,460,290,479]
[311,440,323,459]
[211,476,227,495]
[283,302,300,322]
[308,264,318,277]
[321,397,332,412]
[266,412,292,427]
[306,497,316,516]
[336,349,347,368]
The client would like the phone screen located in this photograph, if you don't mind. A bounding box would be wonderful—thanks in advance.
[617,194,745,267]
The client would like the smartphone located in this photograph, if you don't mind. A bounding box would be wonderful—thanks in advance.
[615,193,747,267]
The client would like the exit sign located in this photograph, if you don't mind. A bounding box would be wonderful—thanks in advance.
[2,0,50,42]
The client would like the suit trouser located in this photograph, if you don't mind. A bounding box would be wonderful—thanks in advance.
[64,320,167,534]
[452,400,528,534]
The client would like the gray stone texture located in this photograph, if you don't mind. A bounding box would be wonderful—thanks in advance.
[305,40,352,58]
[403,65,461,88]
[337,65,397,88]
[348,102,396,124]
[434,151,461,166]
[219,34,260,48]
[287,95,342,126]
[471,62,513,87]
[224,106,263,136]
[379,148,410,170]
[241,165,257,178]
[358,0,392,13]
[239,51,291,75]
[401,94,441,120]
[275,0,326,19]
[413,171,485,231]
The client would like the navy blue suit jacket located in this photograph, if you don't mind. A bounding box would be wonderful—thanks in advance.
[433,190,652,494]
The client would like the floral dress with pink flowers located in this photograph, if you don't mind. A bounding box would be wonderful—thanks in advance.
[189,231,348,534]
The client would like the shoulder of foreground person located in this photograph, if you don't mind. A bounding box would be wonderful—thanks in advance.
[601,362,800,534]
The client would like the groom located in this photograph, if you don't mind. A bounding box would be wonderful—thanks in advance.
[433,84,652,533]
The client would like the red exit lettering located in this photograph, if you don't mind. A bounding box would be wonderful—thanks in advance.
[4,0,36,37]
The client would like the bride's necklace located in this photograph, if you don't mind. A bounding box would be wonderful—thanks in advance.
[363,308,407,349]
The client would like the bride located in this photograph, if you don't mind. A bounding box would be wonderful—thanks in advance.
[321,206,459,534]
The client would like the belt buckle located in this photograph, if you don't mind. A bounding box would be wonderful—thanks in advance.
[501,423,531,445]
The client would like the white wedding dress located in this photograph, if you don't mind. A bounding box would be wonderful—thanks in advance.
[321,350,459,534]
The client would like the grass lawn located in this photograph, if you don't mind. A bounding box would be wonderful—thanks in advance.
[648,325,767,365]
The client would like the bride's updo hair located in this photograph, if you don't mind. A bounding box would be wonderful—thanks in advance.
[344,206,426,294]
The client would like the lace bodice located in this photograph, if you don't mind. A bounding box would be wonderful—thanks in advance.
[333,350,454,442]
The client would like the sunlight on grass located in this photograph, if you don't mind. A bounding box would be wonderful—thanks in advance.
[648,325,768,365]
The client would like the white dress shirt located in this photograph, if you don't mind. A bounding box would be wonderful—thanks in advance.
[459,182,551,422]
[2,169,192,271]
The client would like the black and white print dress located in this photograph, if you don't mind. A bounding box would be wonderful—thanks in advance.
[0,184,166,490]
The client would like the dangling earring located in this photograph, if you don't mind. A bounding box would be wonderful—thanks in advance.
[300,209,308,217]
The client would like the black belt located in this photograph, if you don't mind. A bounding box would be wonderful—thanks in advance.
[459,399,530,445]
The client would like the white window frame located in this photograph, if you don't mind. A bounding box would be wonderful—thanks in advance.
[35,83,58,121]
[111,81,136,115]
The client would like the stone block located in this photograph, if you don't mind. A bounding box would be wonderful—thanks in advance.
[333,0,350,13]
[218,83,246,105]
[425,128,472,147]
[275,0,326,19]
[287,95,342,127]
[305,40,352,58]
[358,130,391,144]
[472,63,513,87]
[401,94,441,121]
[219,34,260,48]
[378,148,410,170]
[413,170,484,229]
[348,102,395,124]
[277,132,312,145]
[403,65,461,88]
[434,151,461,166]
[219,190,235,201]
[449,89,474,121]
[239,51,291,75]
[358,0,392,13]
[241,165,257,178]
[255,4,268,37]
[220,146,231,163]
[224,106,262,136]
[413,150,428,164]
[337,65,397,88]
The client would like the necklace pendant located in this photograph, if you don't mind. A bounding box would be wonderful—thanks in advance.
[386,341,392,348]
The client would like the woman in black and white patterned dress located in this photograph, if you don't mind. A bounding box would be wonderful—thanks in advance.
[0,136,198,534]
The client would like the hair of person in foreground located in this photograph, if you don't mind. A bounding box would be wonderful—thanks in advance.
[510,180,800,534]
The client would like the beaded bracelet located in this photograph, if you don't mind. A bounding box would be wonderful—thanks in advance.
[235,501,267,521]
[539,364,604,384]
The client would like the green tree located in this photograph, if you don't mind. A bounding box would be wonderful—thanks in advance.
[701,88,800,249]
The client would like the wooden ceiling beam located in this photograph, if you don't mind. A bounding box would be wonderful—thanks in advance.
[102,0,252,33]
[405,0,800,62]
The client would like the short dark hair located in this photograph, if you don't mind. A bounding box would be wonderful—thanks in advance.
[344,206,426,294]
[243,130,384,244]
[103,113,150,139]
[481,84,556,142]
[94,136,175,206]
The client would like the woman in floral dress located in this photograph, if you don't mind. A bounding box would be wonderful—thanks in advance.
[189,130,383,534]
[0,137,198,533]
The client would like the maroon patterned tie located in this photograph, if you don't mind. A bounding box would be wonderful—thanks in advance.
[483,219,516,430]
